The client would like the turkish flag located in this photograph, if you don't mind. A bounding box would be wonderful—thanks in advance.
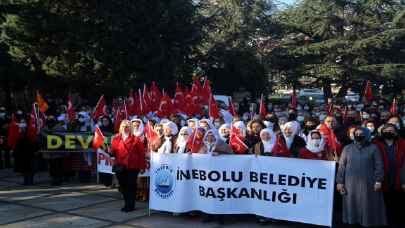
[113,106,126,133]
[228,97,238,117]
[27,103,39,142]
[259,94,267,117]
[143,84,151,113]
[364,80,373,102]
[390,97,398,115]
[92,127,105,151]
[67,95,76,123]
[93,95,107,121]
[173,82,185,113]
[157,94,175,118]
[291,90,297,109]
[7,114,21,150]
[144,121,159,143]
[229,126,248,154]
[201,79,212,105]
[150,81,162,112]
[187,128,205,153]
[208,94,220,119]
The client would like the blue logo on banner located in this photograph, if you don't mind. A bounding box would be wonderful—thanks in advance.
[154,164,175,199]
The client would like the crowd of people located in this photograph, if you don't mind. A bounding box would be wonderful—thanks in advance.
[0,88,405,227]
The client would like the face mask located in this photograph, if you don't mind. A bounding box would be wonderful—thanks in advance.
[382,132,396,140]
[78,118,85,123]
[263,121,274,128]
[19,122,27,129]
[243,115,249,121]
[297,116,305,122]
[362,114,369,119]
[267,105,272,110]
[367,127,375,133]
[304,106,309,110]
[311,139,321,147]
[297,106,302,111]
[354,135,365,143]
[214,122,221,128]
[180,120,186,127]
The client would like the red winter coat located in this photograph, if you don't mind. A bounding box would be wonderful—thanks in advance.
[374,138,405,192]
[111,134,145,170]
[298,147,327,160]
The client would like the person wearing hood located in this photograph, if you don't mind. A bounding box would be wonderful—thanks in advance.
[187,118,199,130]
[218,124,231,144]
[199,118,214,132]
[252,128,276,156]
[299,131,329,160]
[156,121,178,154]
[199,129,232,225]
[131,118,144,138]
[111,120,145,212]
[336,127,387,227]
[199,130,232,154]
[272,121,306,158]
[174,127,192,153]
[373,124,405,227]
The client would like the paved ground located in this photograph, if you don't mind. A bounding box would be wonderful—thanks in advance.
[0,169,341,228]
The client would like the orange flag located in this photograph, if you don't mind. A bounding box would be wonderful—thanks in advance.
[36,91,49,113]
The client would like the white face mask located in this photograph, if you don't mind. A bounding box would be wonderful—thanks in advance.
[311,139,321,147]
[19,122,27,129]
[367,127,375,132]
[214,122,221,128]
[180,120,186,127]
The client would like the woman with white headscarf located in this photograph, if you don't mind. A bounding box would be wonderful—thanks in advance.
[174,127,192,153]
[299,130,328,160]
[156,121,178,154]
[272,121,306,157]
[200,130,232,155]
[252,128,276,156]
[131,118,144,138]
[218,124,231,144]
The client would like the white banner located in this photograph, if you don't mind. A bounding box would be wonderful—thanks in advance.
[97,149,115,174]
[149,154,336,227]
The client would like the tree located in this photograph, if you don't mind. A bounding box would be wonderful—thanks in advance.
[0,0,201,96]
[268,0,405,94]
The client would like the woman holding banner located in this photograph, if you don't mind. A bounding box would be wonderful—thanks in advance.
[336,127,387,227]
[111,120,145,212]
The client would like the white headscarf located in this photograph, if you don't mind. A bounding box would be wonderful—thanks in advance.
[233,121,247,137]
[203,129,219,154]
[282,121,300,149]
[187,118,199,129]
[163,121,179,136]
[199,118,214,130]
[305,130,325,153]
[176,127,192,153]
[131,118,144,137]
[158,121,178,154]
[218,123,231,142]
[260,128,276,153]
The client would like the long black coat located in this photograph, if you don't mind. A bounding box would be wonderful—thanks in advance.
[14,137,39,173]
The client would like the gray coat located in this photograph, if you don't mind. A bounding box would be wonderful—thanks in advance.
[336,143,387,227]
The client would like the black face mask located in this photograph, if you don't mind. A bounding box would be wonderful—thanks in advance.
[382,132,396,140]
[354,135,366,143]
